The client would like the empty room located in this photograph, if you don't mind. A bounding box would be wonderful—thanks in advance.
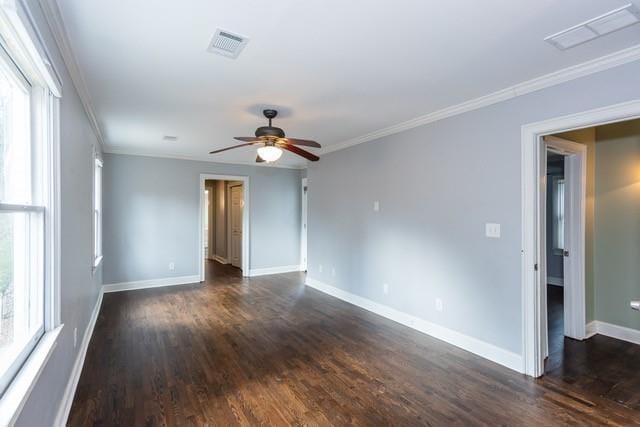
[1,0,640,425]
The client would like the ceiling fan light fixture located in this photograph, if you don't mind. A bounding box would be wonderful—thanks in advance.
[257,145,283,162]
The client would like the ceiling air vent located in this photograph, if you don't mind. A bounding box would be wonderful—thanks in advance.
[207,29,249,59]
[545,4,640,50]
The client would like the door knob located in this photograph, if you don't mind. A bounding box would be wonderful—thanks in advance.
[632,300,640,311]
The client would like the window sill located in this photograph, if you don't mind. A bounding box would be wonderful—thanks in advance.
[0,325,63,426]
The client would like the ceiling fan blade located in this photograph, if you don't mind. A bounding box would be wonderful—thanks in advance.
[256,155,265,163]
[209,143,254,154]
[282,138,321,148]
[234,136,261,142]
[280,144,319,161]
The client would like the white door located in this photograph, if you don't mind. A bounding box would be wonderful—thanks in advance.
[230,185,243,268]
[301,178,308,271]
[204,189,210,258]
[539,142,549,360]
[542,135,587,343]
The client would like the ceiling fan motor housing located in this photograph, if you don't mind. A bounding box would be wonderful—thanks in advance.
[255,126,285,138]
[256,109,285,138]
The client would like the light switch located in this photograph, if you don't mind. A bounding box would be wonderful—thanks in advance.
[373,201,380,212]
[485,223,501,238]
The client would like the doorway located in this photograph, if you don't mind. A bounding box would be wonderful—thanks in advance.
[199,174,250,280]
[539,135,587,369]
[300,178,308,272]
[522,99,640,377]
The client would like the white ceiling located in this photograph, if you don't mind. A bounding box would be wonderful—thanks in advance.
[55,0,640,168]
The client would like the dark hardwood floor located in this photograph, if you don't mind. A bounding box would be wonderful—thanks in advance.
[68,263,640,425]
[545,284,640,411]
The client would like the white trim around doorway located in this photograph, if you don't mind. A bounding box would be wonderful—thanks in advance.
[521,99,640,377]
[199,174,250,280]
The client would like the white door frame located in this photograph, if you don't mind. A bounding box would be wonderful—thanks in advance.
[541,135,587,358]
[199,174,250,280]
[521,99,640,377]
[300,178,308,271]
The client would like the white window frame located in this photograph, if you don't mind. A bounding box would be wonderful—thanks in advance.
[93,154,103,270]
[0,1,63,424]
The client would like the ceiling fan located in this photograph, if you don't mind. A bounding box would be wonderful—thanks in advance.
[209,109,321,163]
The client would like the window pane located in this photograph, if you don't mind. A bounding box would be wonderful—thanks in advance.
[0,210,44,391]
[0,59,31,205]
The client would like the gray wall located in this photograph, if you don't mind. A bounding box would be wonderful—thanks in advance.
[103,154,303,283]
[16,1,103,425]
[307,59,640,355]
[594,119,640,331]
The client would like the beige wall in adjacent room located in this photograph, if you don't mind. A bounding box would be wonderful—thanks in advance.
[593,119,640,331]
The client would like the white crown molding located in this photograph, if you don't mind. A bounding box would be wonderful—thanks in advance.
[104,147,307,170]
[32,1,640,163]
[37,0,106,151]
[324,44,640,155]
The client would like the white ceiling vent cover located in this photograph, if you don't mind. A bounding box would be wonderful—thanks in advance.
[545,4,640,50]
[207,29,249,58]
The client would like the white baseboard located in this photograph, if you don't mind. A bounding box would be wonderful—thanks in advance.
[54,288,103,427]
[305,278,523,373]
[213,255,229,264]
[248,265,302,277]
[587,320,640,345]
[103,275,201,293]
[547,276,564,286]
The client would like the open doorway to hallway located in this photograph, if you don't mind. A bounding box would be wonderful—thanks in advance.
[540,118,640,411]
[202,178,246,280]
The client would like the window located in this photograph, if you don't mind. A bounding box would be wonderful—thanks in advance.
[552,178,565,252]
[0,48,45,396]
[93,156,103,267]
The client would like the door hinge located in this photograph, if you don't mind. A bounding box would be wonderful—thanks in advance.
[534,263,538,271]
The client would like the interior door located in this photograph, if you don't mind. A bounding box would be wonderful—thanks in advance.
[300,178,308,271]
[539,143,549,361]
[230,185,243,269]
[543,135,586,341]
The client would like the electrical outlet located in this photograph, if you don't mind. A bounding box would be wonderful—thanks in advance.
[169,261,175,271]
[373,201,380,212]
[383,283,389,295]
[319,264,323,273]
[73,327,78,348]
[435,298,443,312]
